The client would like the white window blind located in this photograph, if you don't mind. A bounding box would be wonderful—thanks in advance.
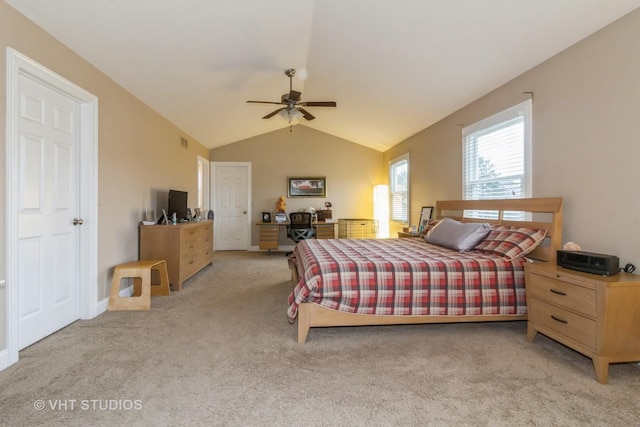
[462,100,531,219]
[389,154,409,223]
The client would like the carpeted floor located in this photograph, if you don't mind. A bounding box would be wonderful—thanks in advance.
[1,250,639,426]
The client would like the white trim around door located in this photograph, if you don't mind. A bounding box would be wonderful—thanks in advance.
[211,162,251,250]
[3,48,99,371]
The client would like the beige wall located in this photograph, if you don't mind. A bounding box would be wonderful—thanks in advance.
[384,9,640,267]
[210,125,385,246]
[0,3,209,354]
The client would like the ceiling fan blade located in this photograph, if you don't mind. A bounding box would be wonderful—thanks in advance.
[297,108,315,121]
[247,100,283,105]
[302,101,337,107]
[262,108,285,119]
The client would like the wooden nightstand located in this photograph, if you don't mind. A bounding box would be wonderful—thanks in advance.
[397,231,422,238]
[524,262,640,384]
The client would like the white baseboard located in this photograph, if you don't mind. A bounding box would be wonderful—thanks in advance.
[96,297,109,315]
[93,285,132,316]
[0,348,8,371]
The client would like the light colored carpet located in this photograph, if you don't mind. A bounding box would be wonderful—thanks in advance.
[1,250,639,426]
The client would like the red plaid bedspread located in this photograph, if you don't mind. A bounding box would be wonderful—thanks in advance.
[287,238,527,321]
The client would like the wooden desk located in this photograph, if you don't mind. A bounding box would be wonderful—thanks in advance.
[256,221,337,251]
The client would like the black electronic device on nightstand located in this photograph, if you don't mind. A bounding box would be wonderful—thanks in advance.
[557,250,619,276]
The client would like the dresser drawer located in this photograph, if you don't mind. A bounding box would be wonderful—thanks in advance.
[181,227,200,243]
[199,222,213,235]
[180,252,201,278]
[195,230,213,252]
[194,237,213,262]
[529,298,597,349]
[180,238,200,258]
[198,245,214,264]
[527,273,596,317]
[196,224,213,247]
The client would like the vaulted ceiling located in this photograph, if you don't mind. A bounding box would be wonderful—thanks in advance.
[6,0,640,151]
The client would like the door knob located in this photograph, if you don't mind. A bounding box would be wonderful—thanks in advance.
[72,218,84,226]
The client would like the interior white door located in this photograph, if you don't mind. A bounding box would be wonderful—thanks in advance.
[16,74,81,349]
[212,162,251,250]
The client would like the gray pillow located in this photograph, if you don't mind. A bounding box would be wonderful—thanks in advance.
[425,218,492,252]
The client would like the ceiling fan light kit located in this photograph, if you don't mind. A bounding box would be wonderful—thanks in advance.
[278,108,304,122]
[247,68,337,125]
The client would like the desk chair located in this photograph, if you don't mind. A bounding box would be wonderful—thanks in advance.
[286,212,315,256]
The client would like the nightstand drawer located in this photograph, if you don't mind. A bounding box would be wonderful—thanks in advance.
[529,298,597,349]
[527,274,596,317]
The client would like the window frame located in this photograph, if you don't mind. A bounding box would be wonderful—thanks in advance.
[462,99,532,201]
[196,155,210,210]
[389,153,410,224]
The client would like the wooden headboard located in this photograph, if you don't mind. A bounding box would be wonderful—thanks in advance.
[434,198,563,263]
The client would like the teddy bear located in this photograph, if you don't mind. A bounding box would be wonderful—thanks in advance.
[275,196,286,213]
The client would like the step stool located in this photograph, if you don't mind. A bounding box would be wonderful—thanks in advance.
[108,260,170,311]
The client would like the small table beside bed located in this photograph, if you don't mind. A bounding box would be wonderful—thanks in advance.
[288,197,563,343]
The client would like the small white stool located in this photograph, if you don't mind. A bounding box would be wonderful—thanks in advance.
[108,260,170,311]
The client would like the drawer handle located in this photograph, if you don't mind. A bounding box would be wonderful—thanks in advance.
[549,288,567,296]
[189,261,194,265]
[550,315,568,324]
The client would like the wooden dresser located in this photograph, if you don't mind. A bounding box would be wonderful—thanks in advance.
[524,262,640,384]
[139,220,214,291]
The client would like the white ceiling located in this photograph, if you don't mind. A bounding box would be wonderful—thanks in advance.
[6,0,640,151]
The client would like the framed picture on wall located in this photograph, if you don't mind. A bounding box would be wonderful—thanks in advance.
[287,177,327,198]
[419,206,433,232]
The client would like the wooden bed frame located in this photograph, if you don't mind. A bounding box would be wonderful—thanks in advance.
[291,197,564,343]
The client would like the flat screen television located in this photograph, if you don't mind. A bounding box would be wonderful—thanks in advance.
[168,189,189,222]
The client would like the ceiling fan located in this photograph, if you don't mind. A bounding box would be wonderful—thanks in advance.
[246,69,337,122]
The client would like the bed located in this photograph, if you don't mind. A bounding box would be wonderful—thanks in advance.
[288,198,563,343]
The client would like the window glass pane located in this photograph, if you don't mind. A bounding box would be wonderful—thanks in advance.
[389,155,409,222]
[462,100,531,219]
[197,162,203,209]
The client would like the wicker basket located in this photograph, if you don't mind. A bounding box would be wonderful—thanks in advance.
[338,218,378,239]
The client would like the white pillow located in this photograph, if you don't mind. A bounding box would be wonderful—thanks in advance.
[425,218,492,252]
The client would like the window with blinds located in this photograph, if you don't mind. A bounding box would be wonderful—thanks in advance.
[462,100,531,219]
[389,154,409,223]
